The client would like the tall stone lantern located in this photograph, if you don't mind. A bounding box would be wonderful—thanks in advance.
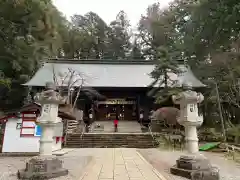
[18,82,68,179]
[170,83,220,180]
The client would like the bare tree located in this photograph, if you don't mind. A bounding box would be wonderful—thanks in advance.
[51,65,87,134]
[51,65,105,134]
[52,65,86,110]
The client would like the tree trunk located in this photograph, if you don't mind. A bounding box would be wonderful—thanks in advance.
[234,135,239,144]
[164,70,168,88]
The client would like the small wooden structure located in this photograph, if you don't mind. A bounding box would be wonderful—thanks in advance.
[0,103,76,153]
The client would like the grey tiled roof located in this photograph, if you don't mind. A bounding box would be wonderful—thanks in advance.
[23,61,205,88]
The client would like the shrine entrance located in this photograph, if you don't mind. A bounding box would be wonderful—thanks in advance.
[96,99,137,121]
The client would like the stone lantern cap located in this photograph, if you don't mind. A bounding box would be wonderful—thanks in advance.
[34,82,66,105]
[182,82,193,90]
[172,90,204,105]
[45,82,57,91]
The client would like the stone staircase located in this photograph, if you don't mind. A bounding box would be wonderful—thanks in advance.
[66,120,79,133]
[65,133,159,148]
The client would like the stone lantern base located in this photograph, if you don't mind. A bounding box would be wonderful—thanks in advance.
[17,156,68,179]
[170,154,220,180]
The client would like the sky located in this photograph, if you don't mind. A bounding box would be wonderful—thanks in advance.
[52,0,173,27]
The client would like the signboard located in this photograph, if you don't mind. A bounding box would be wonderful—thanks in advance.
[16,123,22,129]
[98,99,136,105]
[34,123,63,137]
[189,104,196,113]
[34,125,42,137]
[43,104,51,114]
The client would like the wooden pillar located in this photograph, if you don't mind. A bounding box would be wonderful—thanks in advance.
[137,95,140,122]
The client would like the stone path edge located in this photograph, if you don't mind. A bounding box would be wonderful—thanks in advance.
[78,156,95,180]
[53,148,75,156]
[136,150,168,180]
[0,153,38,157]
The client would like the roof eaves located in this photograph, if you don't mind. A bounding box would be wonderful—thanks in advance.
[45,58,185,65]
[46,58,157,65]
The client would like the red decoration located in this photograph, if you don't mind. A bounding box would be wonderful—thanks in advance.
[20,112,37,137]
[114,119,118,125]
[56,137,60,143]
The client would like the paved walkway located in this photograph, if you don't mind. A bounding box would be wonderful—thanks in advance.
[80,148,163,180]
[0,148,162,180]
[1,148,240,180]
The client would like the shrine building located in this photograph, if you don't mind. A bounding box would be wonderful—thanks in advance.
[24,59,205,122]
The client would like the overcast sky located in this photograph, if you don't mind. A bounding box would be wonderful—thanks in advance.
[52,0,173,26]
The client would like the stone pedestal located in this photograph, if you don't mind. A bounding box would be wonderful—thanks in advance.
[17,156,68,179]
[170,84,220,180]
[18,82,68,179]
[185,125,199,154]
[170,155,219,180]
[39,123,55,156]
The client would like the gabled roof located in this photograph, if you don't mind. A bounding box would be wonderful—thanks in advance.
[0,102,77,121]
[24,59,205,88]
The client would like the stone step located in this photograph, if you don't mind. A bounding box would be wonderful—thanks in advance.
[67,141,155,144]
[67,138,154,141]
[67,136,154,139]
[66,143,157,146]
[65,142,157,146]
[67,133,152,135]
[67,146,155,148]
[67,139,154,142]
[66,142,157,144]
[66,140,156,143]
[66,136,154,138]
[67,139,154,141]
[67,142,155,145]
[67,141,154,143]
[67,135,154,137]
[65,133,159,148]
[66,145,155,148]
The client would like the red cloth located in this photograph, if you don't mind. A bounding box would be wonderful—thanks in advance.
[56,137,64,143]
[56,137,60,143]
[114,119,118,125]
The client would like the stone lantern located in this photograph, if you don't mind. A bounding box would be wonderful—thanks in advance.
[18,82,68,179]
[170,83,219,180]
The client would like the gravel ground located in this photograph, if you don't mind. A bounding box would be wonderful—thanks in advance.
[0,149,92,180]
[138,148,240,180]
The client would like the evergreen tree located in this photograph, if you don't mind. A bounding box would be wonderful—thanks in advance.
[148,46,181,103]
